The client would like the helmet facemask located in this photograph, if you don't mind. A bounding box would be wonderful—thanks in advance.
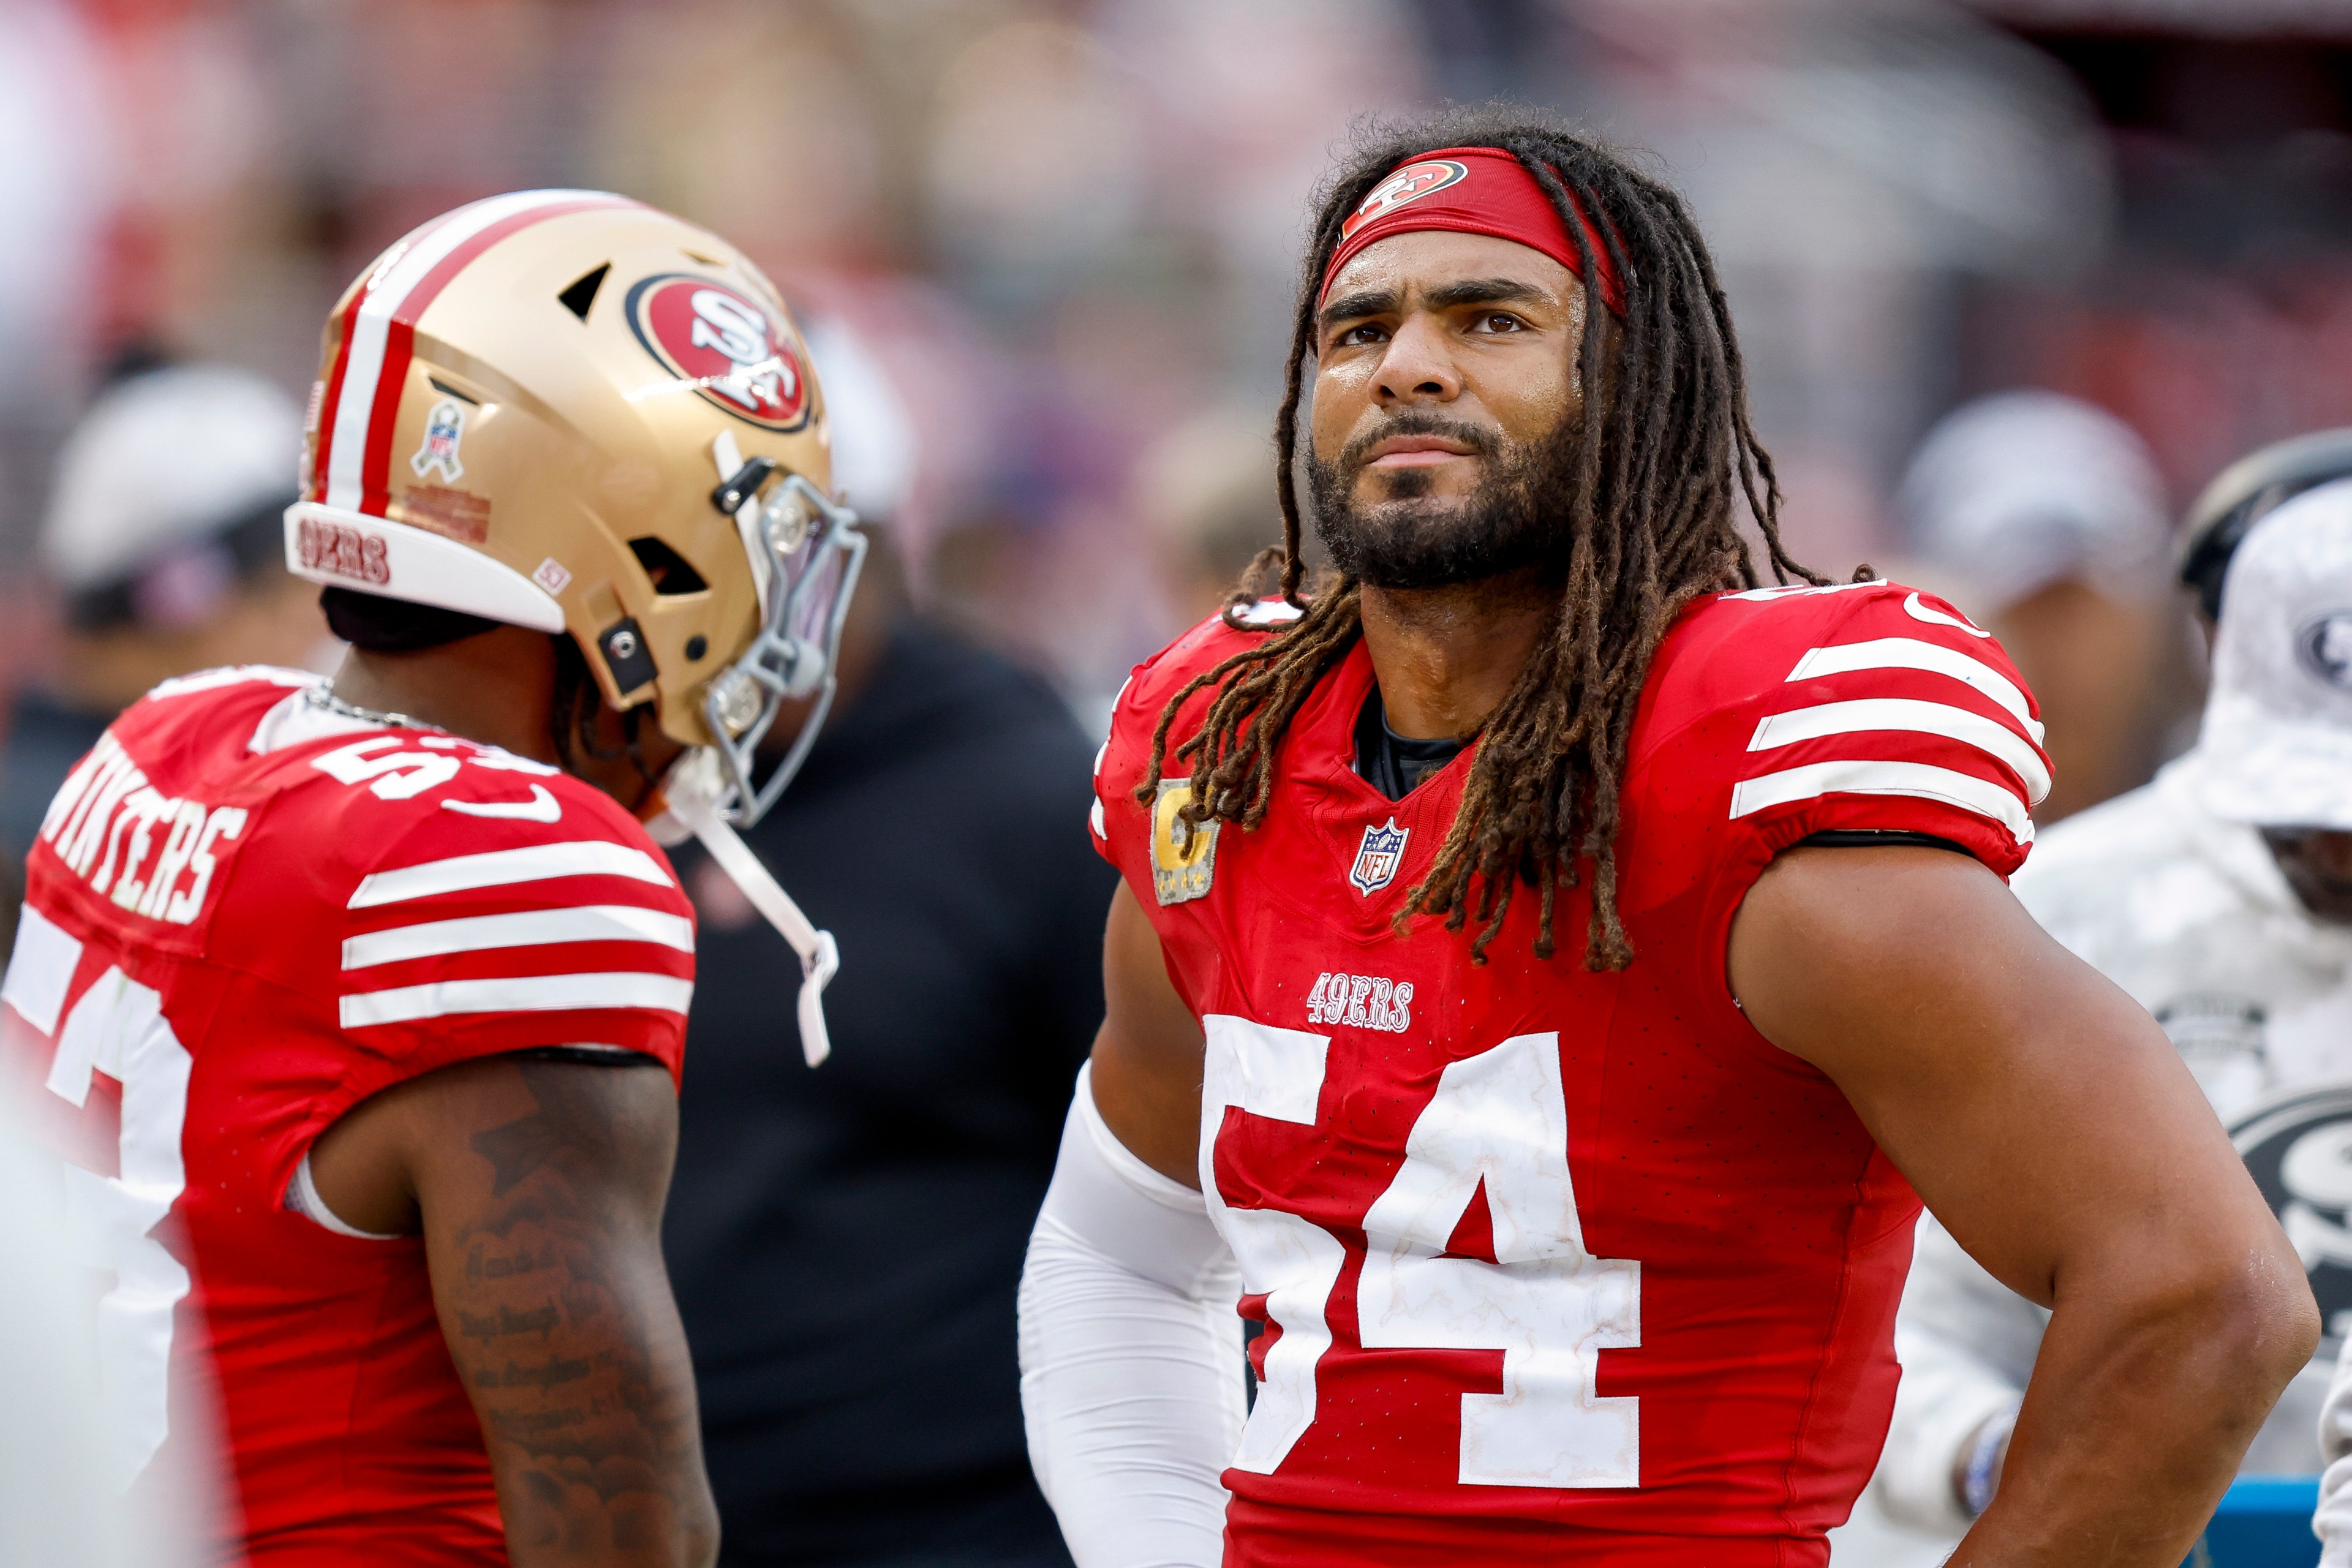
[698,432,868,827]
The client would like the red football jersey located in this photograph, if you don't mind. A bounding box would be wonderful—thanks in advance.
[1091,582,2047,1566]
[0,668,695,1566]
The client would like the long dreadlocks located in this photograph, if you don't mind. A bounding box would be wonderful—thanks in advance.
[1139,104,1824,970]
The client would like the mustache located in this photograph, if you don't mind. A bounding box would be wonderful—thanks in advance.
[1338,412,1501,471]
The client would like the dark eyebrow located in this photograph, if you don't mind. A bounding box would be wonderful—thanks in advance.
[1422,277,1549,311]
[1318,287,1400,331]
[1318,276,1552,334]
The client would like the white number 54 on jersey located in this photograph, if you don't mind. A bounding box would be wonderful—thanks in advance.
[1200,1016,1640,1488]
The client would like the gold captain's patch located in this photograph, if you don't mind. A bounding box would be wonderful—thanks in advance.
[1150,780,1219,906]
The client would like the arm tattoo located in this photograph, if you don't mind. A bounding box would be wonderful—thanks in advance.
[428,1058,712,1562]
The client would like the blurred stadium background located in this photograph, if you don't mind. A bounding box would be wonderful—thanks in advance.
[7,0,2352,745]
[12,4,2352,1561]
[23,3,2352,1561]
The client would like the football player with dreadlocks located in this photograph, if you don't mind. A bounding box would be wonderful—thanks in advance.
[1016,106,2315,1567]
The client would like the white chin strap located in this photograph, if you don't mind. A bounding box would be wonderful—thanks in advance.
[651,748,838,1066]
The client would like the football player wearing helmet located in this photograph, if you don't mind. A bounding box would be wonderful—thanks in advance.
[1016,106,2315,1568]
[1,192,862,1566]
[1852,443,2352,1567]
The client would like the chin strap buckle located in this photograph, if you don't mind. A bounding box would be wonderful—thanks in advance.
[650,749,838,1066]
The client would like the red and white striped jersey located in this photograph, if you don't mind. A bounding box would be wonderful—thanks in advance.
[1090,581,2045,1567]
[0,668,694,1566]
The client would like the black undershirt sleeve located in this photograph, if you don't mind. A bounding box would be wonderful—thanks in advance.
[1793,828,1972,855]
[507,1046,664,1068]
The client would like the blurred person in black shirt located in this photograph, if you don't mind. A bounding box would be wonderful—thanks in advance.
[663,322,1109,1567]
[3,358,325,857]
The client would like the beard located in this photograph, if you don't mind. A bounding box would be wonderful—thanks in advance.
[1305,409,1576,590]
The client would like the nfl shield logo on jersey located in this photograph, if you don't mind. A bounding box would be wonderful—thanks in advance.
[1349,818,1409,896]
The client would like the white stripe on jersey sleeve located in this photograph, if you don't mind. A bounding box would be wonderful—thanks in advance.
[1785,638,2045,743]
[341,904,696,970]
[339,971,694,1028]
[1728,758,2034,845]
[348,840,674,908]
[1747,697,2049,806]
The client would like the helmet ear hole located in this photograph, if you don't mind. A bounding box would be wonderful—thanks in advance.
[628,536,709,595]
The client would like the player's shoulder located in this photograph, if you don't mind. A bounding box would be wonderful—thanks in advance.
[1647,578,2033,729]
[1638,578,2050,876]
[33,666,324,888]
[1101,600,1302,774]
[1091,599,1302,870]
[225,687,684,911]
[108,665,325,755]
[298,733,668,870]
[1112,600,1302,729]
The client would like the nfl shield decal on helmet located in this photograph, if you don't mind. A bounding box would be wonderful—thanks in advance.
[1349,818,1409,896]
[410,398,467,481]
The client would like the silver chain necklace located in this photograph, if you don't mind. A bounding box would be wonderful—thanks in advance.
[304,682,447,734]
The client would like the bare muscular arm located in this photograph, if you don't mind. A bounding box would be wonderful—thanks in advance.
[1730,845,2317,1566]
[311,1055,719,1568]
[1088,880,1208,1187]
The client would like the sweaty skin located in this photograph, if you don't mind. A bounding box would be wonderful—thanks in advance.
[307,625,718,1568]
[1088,227,2317,1566]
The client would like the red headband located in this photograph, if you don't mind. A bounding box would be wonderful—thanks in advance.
[1319,146,1626,317]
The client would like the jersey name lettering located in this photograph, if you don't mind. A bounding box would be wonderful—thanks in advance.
[1305,970,1414,1033]
[39,733,247,926]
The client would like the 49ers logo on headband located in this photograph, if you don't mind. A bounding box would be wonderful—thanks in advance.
[627,274,811,431]
[1341,159,1469,240]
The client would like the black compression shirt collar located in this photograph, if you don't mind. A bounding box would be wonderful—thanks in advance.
[1353,688,1467,802]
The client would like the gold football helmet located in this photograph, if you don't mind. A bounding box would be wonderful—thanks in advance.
[284,189,865,827]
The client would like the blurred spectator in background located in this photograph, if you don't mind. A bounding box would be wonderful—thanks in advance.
[2178,427,2352,638]
[662,329,1112,1568]
[1135,407,1289,626]
[1897,390,2181,823]
[2,360,318,856]
[1859,471,2352,1558]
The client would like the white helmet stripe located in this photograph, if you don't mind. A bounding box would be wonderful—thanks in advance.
[317,190,641,518]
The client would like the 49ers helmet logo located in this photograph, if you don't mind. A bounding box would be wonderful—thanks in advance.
[1341,159,1469,239]
[626,274,810,431]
